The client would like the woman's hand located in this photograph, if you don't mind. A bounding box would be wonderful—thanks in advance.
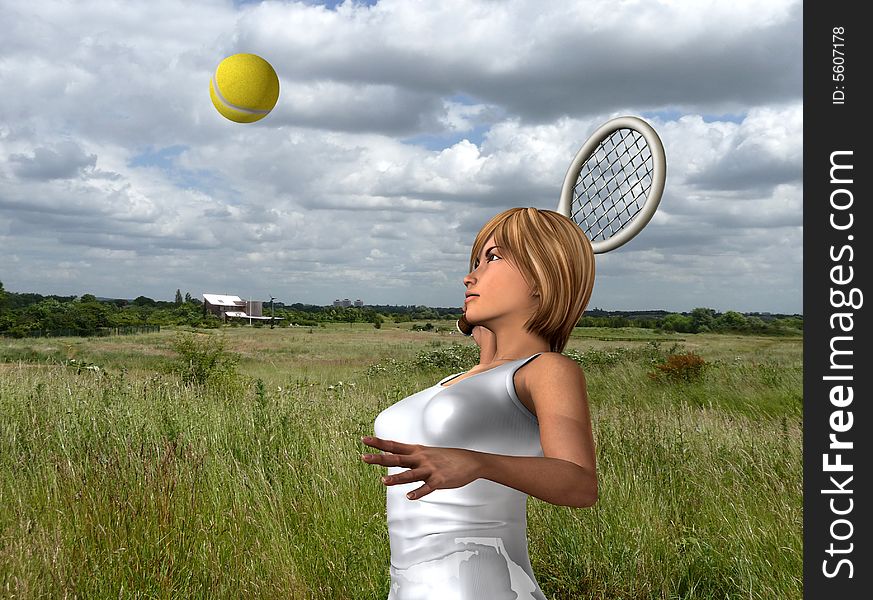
[361,436,483,500]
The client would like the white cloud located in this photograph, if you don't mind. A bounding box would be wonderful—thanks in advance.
[0,0,803,313]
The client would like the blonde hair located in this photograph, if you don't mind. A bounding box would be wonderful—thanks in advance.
[468,207,595,353]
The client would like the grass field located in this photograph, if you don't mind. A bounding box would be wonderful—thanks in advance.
[0,323,802,599]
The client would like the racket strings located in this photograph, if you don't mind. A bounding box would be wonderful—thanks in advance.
[571,128,654,242]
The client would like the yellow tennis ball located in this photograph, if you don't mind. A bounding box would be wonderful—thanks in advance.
[209,53,280,123]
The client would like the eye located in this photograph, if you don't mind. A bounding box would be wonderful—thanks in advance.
[473,254,497,270]
[472,250,500,270]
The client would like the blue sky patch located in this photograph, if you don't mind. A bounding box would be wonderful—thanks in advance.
[402,124,491,151]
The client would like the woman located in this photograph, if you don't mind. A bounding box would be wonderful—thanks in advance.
[362,207,597,599]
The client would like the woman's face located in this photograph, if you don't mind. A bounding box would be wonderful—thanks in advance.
[462,235,538,327]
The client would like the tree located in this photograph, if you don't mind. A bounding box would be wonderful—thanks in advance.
[184,292,193,303]
[174,289,183,305]
[745,315,766,332]
[69,300,111,332]
[690,307,716,333]
[772,316,803,332]
[660,313,693,333]
[132,296,156,307]
[715,310,748,331]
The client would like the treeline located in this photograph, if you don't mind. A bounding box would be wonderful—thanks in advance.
[579,307,802,334]
[278,303,457,325]
[0,290,210,338]
[0,283,801,338]
[0,285,450,337]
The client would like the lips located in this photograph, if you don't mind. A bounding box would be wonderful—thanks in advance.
[464,294,478,303]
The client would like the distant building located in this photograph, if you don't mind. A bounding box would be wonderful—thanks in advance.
[203,293,280,323]
[354,299,363,307]
[203,294,244,319]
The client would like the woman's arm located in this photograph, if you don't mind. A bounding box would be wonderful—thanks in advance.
[480,353,597,507]
[362,354,597,508]
[477,453,596,508]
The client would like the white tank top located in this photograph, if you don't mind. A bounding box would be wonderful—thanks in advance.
[373,353,548,600]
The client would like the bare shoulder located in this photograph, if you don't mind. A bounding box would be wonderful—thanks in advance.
[515,352,587,415]
[526,351,585,382]
[537,351,582,369]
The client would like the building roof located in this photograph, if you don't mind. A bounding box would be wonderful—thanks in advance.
[203,294,244,306]
[223,312,282,320]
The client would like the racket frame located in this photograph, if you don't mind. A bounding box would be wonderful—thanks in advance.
[557,115,666,254]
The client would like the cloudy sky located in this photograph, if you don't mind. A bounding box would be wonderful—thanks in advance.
[0,0,802,314]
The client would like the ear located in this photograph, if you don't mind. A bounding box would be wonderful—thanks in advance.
[457,315,474,336]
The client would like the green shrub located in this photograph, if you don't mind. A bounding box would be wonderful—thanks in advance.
[365,343,479,377]
[565,341,684,369]
[413,343,479,370]
[167,333,240,385]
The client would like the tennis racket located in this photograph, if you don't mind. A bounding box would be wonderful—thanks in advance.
[457,115,666,335]
[557,115,666,253]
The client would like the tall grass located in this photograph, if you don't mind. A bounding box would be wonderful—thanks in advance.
[0,325,801,598]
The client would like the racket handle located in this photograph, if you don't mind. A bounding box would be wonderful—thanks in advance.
[456,314,473,336]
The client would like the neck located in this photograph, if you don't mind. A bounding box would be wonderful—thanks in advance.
[487,316,550,362]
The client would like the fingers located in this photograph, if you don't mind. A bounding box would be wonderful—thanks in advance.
[380,470,433,500]
[362,452,408,467]
[407,484,433,500]
[360,436,433,499]
[361,436,412,452]
[381,468,427,486]
[361,437,418,467]
[361,435,378,447]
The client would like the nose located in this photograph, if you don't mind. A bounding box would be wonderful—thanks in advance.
[463,270,476,288]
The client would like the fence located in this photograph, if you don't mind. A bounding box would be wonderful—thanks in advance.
[9,325,161,339]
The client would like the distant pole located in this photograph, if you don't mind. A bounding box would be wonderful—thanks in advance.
[270,296,275,329]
